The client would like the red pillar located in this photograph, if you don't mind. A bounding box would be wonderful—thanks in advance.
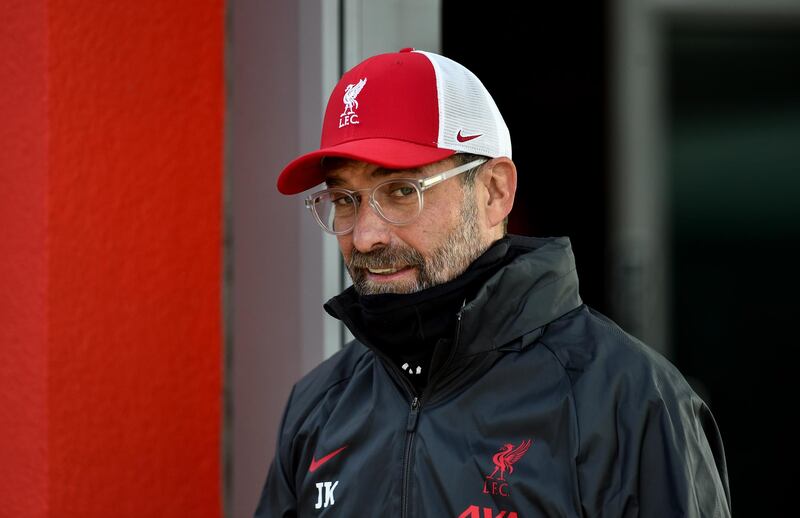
[1,1,224,515]
[1,1,50,515]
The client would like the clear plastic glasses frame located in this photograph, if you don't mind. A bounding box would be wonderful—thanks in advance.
[304,157,488,235]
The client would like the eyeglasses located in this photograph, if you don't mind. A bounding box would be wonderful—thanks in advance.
[304,157,488,235]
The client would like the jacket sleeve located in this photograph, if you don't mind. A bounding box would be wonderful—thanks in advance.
[576,370,732,517]
[254,386,297,518]
[633,393,731,517]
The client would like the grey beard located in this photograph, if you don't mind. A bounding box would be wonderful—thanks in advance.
[347,186,487,295]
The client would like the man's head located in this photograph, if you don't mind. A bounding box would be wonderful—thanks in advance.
[276,48,517,294]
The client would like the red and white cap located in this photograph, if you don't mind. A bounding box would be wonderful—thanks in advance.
[276,47,512,195]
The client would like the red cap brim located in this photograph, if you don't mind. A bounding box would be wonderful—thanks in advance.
[277,138,456,195]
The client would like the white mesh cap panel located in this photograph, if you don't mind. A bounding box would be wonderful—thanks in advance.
[414,50,512,159]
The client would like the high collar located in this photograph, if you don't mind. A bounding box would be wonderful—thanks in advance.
[324,235,584,400]
[455,235,582,356]
[323,237,512,356]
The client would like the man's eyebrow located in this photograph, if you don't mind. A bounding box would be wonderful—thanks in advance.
[372,166,425,178]
[324,175,345,187]
[325,166,425,187]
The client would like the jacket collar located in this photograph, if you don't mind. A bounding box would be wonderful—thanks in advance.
[326,235,583,362]
[455,235,582,356]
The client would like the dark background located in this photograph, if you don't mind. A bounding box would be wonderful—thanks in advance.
[667,19,800,517]
[444,2,800,516]
[443,2,611,314]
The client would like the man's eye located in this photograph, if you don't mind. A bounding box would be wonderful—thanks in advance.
[389,185,416,198]
[332,195,354,206]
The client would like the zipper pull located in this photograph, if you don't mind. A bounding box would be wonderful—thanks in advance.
[406,397,421,432]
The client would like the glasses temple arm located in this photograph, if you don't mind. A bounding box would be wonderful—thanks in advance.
[418,158,488,190]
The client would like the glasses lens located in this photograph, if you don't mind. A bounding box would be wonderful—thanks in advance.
[372,180,422,224]
[311,190,357,233]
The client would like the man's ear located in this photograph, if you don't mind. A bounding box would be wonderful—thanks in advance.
[479,157,517,229]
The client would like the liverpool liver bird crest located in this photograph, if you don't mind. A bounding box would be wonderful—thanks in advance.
[486,439,532,481]
[341,78,367,117]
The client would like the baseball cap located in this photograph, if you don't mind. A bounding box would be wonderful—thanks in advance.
[276,47,512,195]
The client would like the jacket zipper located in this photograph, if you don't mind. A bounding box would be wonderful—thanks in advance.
[399,306,465,518]
[401,396,421,518]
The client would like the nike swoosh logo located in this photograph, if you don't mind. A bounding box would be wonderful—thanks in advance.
[309,445,348,473]
[457,130,482,142]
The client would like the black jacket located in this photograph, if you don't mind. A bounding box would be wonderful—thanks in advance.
[255,235,731,517]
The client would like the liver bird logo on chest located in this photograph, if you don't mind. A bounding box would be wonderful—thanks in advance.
[486,439,532,481]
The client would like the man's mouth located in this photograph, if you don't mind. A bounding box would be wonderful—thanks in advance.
[351,261,422,293]
[363,266,418,280]
[367,267,402,275]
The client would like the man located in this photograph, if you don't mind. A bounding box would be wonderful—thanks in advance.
[256,48,731,517]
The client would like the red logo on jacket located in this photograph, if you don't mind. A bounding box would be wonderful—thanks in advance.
[457,505,518,518]
[482,439,532,497]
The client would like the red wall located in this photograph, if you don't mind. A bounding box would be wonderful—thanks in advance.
[1,1,50,516]
[1,1,224,515]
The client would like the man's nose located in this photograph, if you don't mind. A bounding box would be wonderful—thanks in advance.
[351,197,391,253]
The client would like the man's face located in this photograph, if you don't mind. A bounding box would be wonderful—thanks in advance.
[324,157,491,295]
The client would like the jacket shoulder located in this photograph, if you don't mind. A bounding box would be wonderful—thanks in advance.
[542,304,695,401]
[540,305,731,515]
